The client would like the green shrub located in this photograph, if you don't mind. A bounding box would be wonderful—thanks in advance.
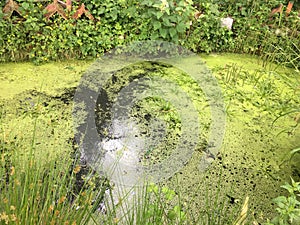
[0,0,299,68]
[185,2,234,53]
[265,178,300,225]
[139,0,194,43]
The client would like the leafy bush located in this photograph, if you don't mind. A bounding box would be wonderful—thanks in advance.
[265,178,300,225]
[185,2,234,53]
[140,0,194,42]
[211,0,300,68]
[0,0,299,68]
[0,0,145,63]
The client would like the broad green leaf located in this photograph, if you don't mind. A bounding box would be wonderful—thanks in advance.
[162,18,172,27]
[153,21,161,30]
[165,8,170,15]
[160,28,167,38]
[169,28,177,38]
[281,183,293,193]
[156,11,164,19]
[21,2,30,10]
[168,210,177,220]
[176,23,186,33]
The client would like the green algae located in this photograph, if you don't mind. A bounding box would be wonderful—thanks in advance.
[0,54,299,223]
[170,53,300,223]
[0,60,90,99]
[0,60,91,169]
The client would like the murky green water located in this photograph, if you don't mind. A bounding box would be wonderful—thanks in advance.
[0,54,299,223]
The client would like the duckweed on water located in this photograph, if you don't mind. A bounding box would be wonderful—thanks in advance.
[0,53,299,224]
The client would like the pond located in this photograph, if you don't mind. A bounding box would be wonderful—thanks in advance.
[0,53,299,224]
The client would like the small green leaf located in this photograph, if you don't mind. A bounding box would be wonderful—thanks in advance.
[281,183,293,193]
[175,7,183,11]
[153,21,161,30]
[162,18,172,27]
[167,210,177,220]
[273,196,287,206]
[162,187,175,200]
[148,183,158,194]
[160,28,167,38]
[151,33,159,40]
[156,11,164,19]
[169,28,177,38]
[176,23,186,33]
[165,8,170,15]
[21,2,30,10]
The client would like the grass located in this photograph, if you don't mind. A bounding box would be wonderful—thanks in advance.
[186,169,241,225]
[90,171,243,225]
[0,134,243,225]
[0,92,109,224]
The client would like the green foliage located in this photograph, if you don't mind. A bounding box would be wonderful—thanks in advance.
[185,2,234,53]
[82,0,148,41]
[0,101,107,224]
[265,178,300,225]
[98,172,241,225]
[0,0,145,63]
[213,0,300,68]
[140,0,194,42]
[144,183,187,223]
[0,0,299,66]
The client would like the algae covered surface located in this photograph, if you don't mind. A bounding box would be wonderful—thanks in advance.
[0,54,299,223]
[171,53,300,223]
[0,60,90,168]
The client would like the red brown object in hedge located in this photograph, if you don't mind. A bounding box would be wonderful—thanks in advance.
[72,3,94,20]
[2,0,22,19]
[44,0,68,20]
[270,1,295,17]
[66,0,72,12]
[270,3,283,16]
[286,1,293,16]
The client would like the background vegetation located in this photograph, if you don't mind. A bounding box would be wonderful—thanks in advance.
[0,0,299,224]
[0,0,299,68]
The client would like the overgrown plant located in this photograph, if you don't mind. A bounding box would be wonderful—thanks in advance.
[0,0,299,63]
[94,171,242,225]
[186,1,234,53]
[0,100,107,224]
[140,0,194,42]
[265,178,300,225]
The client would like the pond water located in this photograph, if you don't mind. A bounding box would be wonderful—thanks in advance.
[0,53,299,223]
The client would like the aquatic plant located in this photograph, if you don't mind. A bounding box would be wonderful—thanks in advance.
[272,108,300,136]
[93,170,242,225]
[1,52,299,224]
[279,147,300,170]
